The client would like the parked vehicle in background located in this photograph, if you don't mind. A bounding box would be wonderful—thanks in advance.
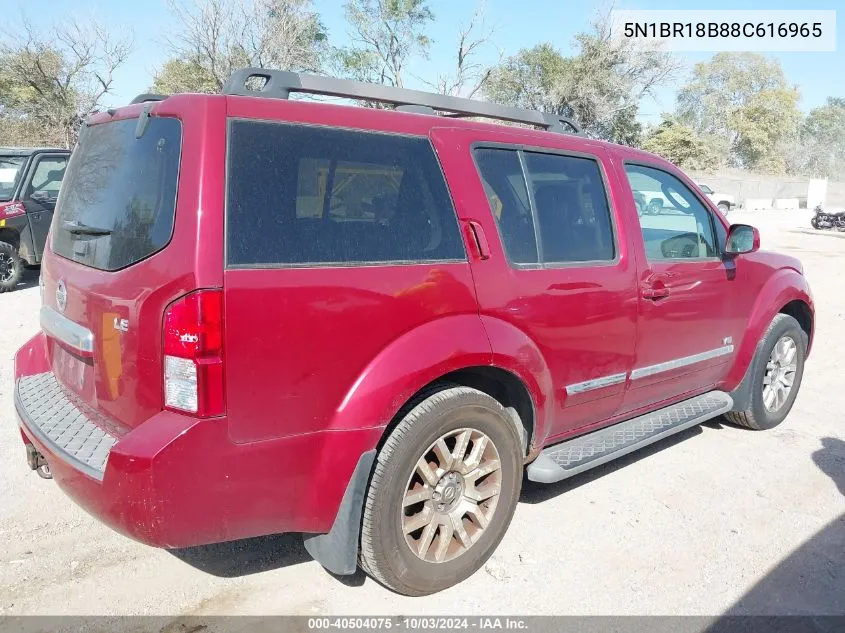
[810,204,845,231]
[695,182,735,214]
[13,70,814,596]
[0,148,71,292]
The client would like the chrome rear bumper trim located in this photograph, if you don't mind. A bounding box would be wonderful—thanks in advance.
[40,306,94,355]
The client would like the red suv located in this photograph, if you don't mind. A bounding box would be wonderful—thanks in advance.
[14,69,814,596]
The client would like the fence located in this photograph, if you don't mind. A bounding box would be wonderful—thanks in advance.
[687,168,845,209]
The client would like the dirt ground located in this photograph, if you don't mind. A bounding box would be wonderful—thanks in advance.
[0,212,843,617]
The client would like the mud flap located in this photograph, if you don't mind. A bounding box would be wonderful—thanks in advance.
[303,449,375,575]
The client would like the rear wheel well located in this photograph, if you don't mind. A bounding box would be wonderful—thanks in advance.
[779,300,812,344]
[384,367,535,457]
[0,228,20,251]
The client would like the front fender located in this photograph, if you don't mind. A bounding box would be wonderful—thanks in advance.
[724,267,814,391]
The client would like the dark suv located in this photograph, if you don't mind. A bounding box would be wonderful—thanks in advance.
[0,147,70,291]
[13,70,813,596]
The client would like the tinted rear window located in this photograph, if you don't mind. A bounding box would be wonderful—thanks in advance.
[226,120,464,267]
[51,117,182,271]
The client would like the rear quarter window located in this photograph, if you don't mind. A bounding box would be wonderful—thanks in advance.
[225,120,464,267]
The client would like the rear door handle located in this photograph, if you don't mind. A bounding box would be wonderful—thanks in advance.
[466,220,490,260]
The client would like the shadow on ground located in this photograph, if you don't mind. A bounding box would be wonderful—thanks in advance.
[520,425,703,504]
[7,266,40,292]
[716,436,845,615]
[168,533,311,577]
[168,532,367,586]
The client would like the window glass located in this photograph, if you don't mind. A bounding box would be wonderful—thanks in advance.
[523,152,615,262]
[226,121,463,266]
[474,149,538,264]
[26,155,68,206]
[51,118,182,271]
[625,165,718,260]
[0,156,26,201]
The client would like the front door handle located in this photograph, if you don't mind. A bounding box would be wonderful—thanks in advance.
[641,276,669,300]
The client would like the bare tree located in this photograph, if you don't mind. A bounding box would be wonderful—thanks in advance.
[158,0,326,93]
[335,0,434,88]
[430,2,500,98]
[0,17,133,147]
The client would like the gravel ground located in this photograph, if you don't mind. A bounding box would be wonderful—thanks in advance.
[0,214,843,617]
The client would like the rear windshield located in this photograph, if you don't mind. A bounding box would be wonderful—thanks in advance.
[51,117,182,271]
[226,120,464,267]
[0,155,26,201]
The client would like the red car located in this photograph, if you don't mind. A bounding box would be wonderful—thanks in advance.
[13,69,813,596]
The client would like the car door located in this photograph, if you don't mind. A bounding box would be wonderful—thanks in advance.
[619,161,744,415]
[21,153,68,260]
[431,127,638,442]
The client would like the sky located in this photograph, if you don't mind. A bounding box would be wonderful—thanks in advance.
[2,0,842,124]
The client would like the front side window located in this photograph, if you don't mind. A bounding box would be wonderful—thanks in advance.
[226,121,464,266]
[625,165,718,260]
[26,155,68,207]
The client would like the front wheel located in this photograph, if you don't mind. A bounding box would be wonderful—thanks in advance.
[725,314,807,430]
[811,216,820,229]
[718,202,731,215]
[0,241,23,293]
[359,386,523,596]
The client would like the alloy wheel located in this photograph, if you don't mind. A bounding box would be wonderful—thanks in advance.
[401,428,502,564]
[763,335,798,412]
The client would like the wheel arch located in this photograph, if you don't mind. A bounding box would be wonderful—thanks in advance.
[779,298,813,354]
[374,366,537,460]
[0,227,21,251]
[725,269,813,409]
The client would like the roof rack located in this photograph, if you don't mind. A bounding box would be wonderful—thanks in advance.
[222,68,582,135]
[129,93,168,105]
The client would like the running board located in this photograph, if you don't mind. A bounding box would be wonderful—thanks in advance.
[526,391,733,484]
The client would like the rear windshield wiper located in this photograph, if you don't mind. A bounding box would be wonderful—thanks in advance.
[62,220,112,236]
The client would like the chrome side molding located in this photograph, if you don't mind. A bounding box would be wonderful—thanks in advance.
[564,344,735,395]
[630,344,734,380]
[40,306,94,355]
[565,372,627,396]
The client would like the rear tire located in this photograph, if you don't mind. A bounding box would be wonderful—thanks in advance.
[0,241,23,293]
[725,314,807,430]
[359,386,523,596]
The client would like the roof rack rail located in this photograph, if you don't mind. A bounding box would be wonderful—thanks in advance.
[223,68,582,135]
[129,93,168,105]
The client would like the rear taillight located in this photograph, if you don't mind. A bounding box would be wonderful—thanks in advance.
[163,289,224,417]
[0,201,25,219]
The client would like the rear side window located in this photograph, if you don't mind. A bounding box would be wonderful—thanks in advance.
[474,148,615,265]
[226,121,464,267]
[473,149,538,264]
[51,118,182,271]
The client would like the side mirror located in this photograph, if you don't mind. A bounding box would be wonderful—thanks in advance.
[725,223,760,255]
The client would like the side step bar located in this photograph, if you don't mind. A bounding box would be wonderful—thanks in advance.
[527,391,733,484]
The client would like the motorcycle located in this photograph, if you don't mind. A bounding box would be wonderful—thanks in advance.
[810,204,845,231]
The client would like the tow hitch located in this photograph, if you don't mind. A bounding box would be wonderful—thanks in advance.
[26,444,52,479]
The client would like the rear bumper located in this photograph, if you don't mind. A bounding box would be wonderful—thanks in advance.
[14,332,382,548]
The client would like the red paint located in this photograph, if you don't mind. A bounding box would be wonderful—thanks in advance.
[0,200,26,219]
[13,92,813,548]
